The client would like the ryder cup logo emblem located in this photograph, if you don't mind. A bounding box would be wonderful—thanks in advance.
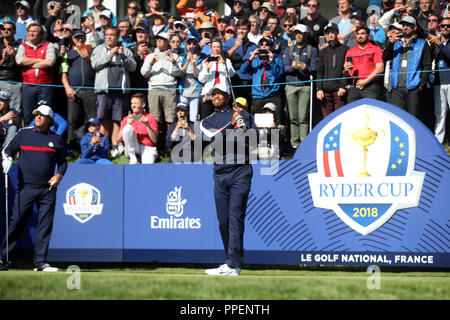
[63,183,104,223]
[308,104,425,235]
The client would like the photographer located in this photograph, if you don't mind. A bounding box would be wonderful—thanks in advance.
[282,23,318,149]
[198,21,217,56]
[91,26,137,157]
[81,14,102,49]
[239,37,283,119]
[141,32,182,129]
[74,117,111,164]
[118,93,158,164]
[198,38,235,119]
[166,102,196,163]
[176,0,220,30]
[0,91,20,150]
[223,19,258,105]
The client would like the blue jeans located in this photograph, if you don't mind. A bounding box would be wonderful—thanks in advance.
[74,158,112,164]
[22,84,54,125]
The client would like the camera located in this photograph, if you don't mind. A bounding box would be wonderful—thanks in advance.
[207,56,219,62]
[59,37,70,48]
[259,49,269,59]
[117,40,123,47]
[131,115,141,120]
[180,115,186,120]
[204,33,210,39]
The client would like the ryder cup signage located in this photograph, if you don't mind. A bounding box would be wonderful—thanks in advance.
[308,105,425,235]
[63,183,104,223]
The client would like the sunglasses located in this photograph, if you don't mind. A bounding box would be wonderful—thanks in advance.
[260,9,269,13]
[428,19,438,22]
[441,24,450,28]
[17,6,27,10]
[308,4,318,7]
[260,42,270,47]
[284,24,293,28]
[62,28,72,31]
[3,28,14,32]
[128,6,137,9]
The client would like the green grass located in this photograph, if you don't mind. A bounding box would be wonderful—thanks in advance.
[0,265,448,300]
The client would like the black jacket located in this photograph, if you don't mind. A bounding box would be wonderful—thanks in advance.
[0,38,22,82]
[316,41,348,92]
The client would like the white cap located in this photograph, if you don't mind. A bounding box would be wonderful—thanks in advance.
[262,102,276,112]
[209,82,230,96]
[400,16,416,25]
[100,10,112,19]
[155,32,169,40]
[33,104,54,119]
[293,24,308,34]
[174,20,186,28]
[15,1,30,9]
[389,22,403,30]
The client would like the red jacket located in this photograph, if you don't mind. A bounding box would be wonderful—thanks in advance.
[21,41,53,84]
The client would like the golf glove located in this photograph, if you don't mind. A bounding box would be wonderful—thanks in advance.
[2,156,12,175]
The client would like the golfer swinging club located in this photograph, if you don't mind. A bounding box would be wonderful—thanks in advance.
[200,82,255,276]
[0,102,67,272]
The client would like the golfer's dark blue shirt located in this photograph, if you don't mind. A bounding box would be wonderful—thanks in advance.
[4,126,67,185]
[200,106,256,173]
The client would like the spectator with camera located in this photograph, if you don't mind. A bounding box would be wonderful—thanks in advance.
[316,23,348,118]
[179,38,203,124]
[130,24,153,96]
[0,91,20,150]
[97,10,114,42]
[257,2,276,30]
[118,93,159,164]
[16,22,57,125]
[125,1,148,29]
[198,21,217,56]
[141,32,182,130]
[343,26,384,103]
[166,102,197,163]
[240,37,284,119]
[198,38,235,119]
[223,19,258,104]
[382,16,432,121]
[75,117,112,164]
[262,16,283,54]
[0,22,22,115]
[91,26,137,158]
[379,0,414,31]
[282,24,318,149]
[224,0,251,27]
[60,29,97,149]
[367,5,387,45]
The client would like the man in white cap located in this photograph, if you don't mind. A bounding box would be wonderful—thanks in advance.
[383,15,433,121]
[141,32,182,131]
[83,0,117,28]
[14,1,35,41]
[0,101,67,272]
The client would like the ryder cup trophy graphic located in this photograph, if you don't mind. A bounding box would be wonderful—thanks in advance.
[349,114,384,177]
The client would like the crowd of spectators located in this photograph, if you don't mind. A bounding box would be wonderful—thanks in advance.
[0,0,449,164]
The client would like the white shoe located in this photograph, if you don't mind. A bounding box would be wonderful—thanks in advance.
[111,148,119,158]
[118,143,125,155]
[34,263,58,272]
[129,155,138,164]
[205,264,240,276]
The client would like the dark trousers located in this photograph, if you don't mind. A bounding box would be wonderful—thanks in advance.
[321,91,345,118]
[22,84,54,125]
[391,87,423,121]
[346,82,380,104]
[213,164,253,269]
[0,184,57,267]
[67,89,97,143]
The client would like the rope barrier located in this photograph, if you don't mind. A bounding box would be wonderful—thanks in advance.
[0,68,448,92]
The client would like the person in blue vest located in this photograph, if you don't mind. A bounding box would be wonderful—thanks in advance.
[382,16,433,121]
[201,82,255,276]
[0,103,67,272]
